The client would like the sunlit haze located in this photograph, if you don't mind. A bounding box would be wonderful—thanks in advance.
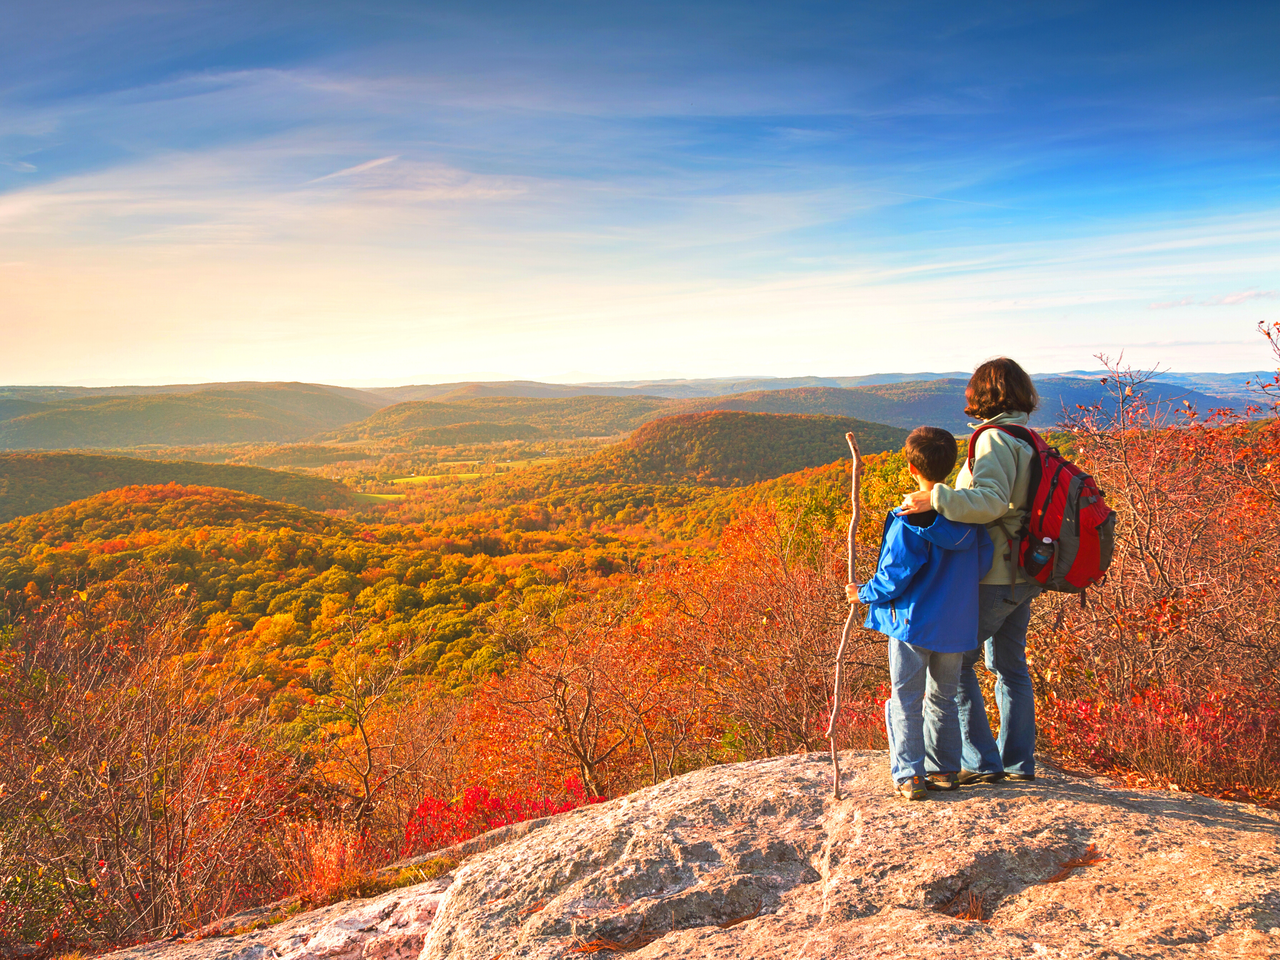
[2,1,1278,385]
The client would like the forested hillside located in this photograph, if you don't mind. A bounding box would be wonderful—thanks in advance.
[0,452,359,520]
[364,411,908,541]
[328,395,670,443]
[0,399,44,422]
[0,383,380,449]
[0,485,515,681]
[598,411,907,484]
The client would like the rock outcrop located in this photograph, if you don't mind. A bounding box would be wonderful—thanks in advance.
[108,751,1280,959]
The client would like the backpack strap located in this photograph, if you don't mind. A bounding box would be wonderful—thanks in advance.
[967,422,1043,469]
[964,424,995,473]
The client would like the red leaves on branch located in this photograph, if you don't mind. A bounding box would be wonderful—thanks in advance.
[402,778,604,856]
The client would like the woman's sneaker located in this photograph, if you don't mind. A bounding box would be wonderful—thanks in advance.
[926,772,960,791]
[895,775,927,800]
[957,769,1006,785]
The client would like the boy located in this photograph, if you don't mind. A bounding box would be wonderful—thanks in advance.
[848,427,993,800]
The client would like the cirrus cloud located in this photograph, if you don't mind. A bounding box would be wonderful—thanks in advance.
[1150,289,1276,309]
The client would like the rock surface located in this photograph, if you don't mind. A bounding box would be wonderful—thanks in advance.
[108,752,1280,959]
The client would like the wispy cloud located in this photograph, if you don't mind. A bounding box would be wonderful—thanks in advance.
[1149,296,1196,309]
[1150,288,1277,309]
[1203,288,1277,306]
[307,155,399,184]
[0,140,532,249]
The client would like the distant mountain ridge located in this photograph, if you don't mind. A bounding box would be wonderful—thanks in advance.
[0,372,1251,449]
[0,383,380,449]
[662,377,1231,433]
[364,370,1261,403]
[0,381,381,406]
[367,373,975,403]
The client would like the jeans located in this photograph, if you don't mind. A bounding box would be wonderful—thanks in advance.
[956,582,1042,777]
[884,639,964,783]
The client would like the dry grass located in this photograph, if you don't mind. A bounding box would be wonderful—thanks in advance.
[1043,844,1107,884]
[939,888,988,923]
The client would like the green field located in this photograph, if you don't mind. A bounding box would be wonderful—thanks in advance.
[390,457,563,486]
[391,474,482,484]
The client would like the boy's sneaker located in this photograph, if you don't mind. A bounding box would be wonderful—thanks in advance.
[926,772,960,791]
[957,769,1006,785]
[895,775,927,801]
[1004,772,1035,781]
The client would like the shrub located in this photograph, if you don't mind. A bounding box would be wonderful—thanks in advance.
[0,570,300,948]
[1029,339,1280,805]
[402,778,604,856]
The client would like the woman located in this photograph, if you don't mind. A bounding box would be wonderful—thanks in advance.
[897,357,1040,783]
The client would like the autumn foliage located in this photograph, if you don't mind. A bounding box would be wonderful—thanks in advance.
[3,327,1280,952]
[402,779,604,856]
[1030,333,1280,803]
[0,571,300,945]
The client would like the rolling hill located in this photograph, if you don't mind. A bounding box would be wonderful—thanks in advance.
[0,452,359,521]
[609,411,909,484]
[328,395,672,443]
[0,398,46,422]
[0,383,380,449]
[589,411,909,485]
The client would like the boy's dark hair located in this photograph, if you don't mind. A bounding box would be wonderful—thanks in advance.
[965,357,1039,420]
[905,426,958,483]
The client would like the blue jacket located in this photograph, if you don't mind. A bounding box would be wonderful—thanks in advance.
[858,508,994,653]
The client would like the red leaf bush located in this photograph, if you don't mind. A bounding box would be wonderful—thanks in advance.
[402,778,604,856]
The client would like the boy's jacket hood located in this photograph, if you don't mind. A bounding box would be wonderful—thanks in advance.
[903,510,984,552]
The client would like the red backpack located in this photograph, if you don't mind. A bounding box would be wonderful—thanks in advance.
[967,424,1115,596]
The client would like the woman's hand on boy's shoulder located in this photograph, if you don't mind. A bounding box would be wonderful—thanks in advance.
[898,489,933,514]
[845,582,861,603]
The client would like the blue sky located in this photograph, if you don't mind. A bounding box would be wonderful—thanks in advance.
[1,0,1278,385]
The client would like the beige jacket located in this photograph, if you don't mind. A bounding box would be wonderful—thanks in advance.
[930,411,1035,585]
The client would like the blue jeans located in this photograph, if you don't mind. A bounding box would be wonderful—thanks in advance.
[885,639,964,783]
[956,582,1042,777]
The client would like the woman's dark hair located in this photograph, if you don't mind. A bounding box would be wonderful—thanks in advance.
[965,357,1039,420]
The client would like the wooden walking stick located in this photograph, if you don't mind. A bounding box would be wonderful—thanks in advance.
[826,430,863,799]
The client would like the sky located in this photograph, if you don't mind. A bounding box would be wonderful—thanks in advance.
[1,0,1278,386]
